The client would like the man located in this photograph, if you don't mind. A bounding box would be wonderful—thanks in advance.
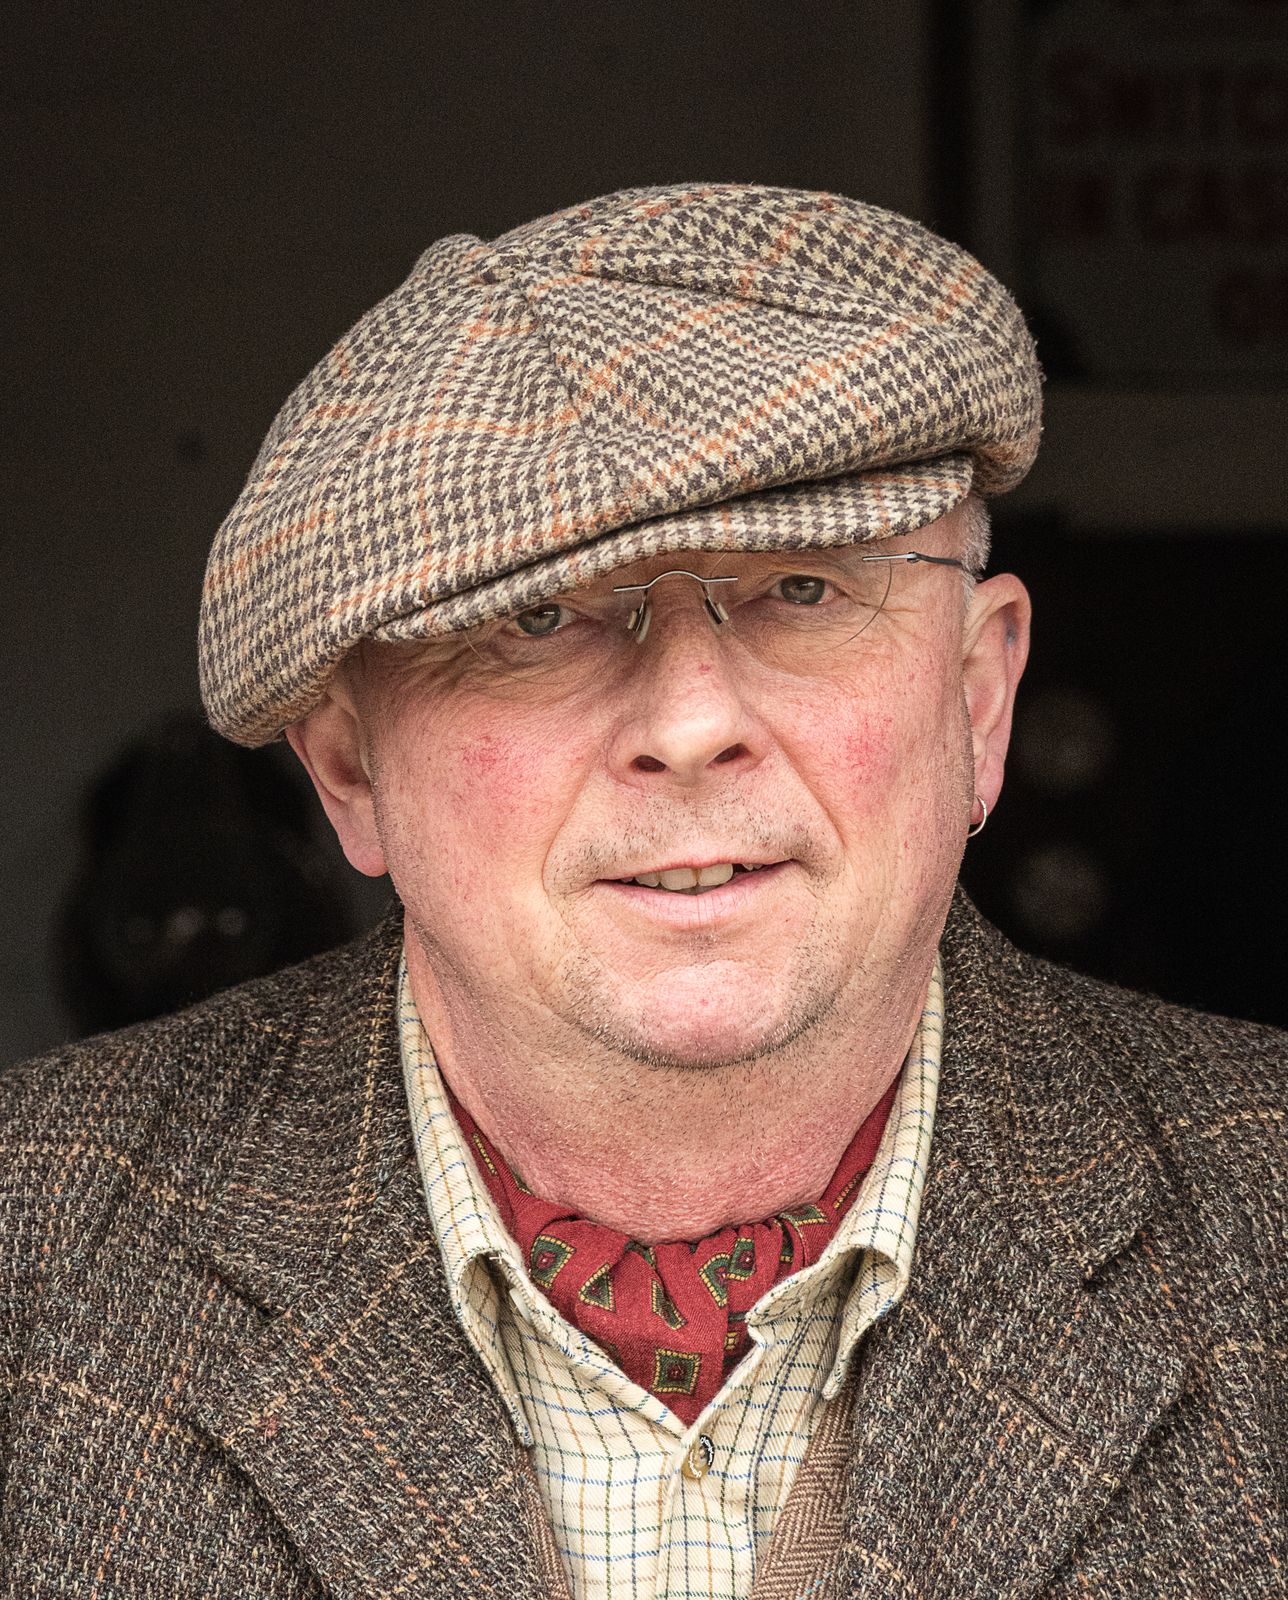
[1,185,1282,1598]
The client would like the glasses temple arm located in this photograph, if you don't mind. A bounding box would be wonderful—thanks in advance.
[861,552,967,570]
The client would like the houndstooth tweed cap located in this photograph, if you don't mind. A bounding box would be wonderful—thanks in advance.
[200,183,1043,746]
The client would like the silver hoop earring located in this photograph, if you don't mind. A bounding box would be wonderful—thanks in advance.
[967,796,989,838]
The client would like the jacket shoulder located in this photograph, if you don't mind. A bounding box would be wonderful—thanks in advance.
[0,916,401,1305]
[3,920,394,1135]
[1025,947,1285,1186]
[949,900,1287,1278]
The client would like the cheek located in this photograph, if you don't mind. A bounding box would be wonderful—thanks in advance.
[409,718,597,875]
[452,732,535,814]
[816,690,921,793]
[835,711,897,784]
[451,728,595,827]
[801,667,964,819]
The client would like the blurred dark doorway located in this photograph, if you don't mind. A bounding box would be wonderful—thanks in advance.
[961,517,1288,1027]
[57,715,361,1033]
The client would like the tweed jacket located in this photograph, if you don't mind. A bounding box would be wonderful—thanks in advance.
[0,893,1283,1598]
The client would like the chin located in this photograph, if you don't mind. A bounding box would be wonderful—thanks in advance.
[561,968,836,1071]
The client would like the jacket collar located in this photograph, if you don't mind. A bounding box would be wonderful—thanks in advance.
[196,908,413,1315]
[826,889,1188,1597]
[935,886,1168,1282]
[192,909,553,1599]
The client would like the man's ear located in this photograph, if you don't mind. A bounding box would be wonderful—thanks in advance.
[961,573,1031,815]
[284,676,388,878]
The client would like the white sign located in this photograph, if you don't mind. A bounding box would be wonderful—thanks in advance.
[1020,0,1288,382]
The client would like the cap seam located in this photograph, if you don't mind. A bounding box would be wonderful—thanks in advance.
[488,183,859,266]
[509,260,648,533]
[501,254,1018,348]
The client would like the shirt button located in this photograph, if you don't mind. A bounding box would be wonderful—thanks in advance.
[681,1434,715,1481]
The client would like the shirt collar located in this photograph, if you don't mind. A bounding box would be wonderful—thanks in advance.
[754,958,942,1396]
[401,953,942,1415]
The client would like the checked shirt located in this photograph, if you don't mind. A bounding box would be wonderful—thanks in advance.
[401,956,942,1600]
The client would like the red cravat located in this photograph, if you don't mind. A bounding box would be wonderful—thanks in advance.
[449,1080,897,1426]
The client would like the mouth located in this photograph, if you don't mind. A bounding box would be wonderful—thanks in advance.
[607,861,780,895]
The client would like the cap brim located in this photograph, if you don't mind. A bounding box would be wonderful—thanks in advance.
[373,454,973,644]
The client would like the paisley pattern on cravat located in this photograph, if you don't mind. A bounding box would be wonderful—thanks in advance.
[447,1080,897,1425]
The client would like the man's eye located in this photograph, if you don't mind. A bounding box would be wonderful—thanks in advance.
[513,603,570,637]
[774,575,829,606]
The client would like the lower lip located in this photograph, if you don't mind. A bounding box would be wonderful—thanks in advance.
[593,863,790,926]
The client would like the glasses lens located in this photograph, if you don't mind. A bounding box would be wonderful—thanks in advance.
[463,554,901,697]
[724,556,894,674]
[462,588,626,695]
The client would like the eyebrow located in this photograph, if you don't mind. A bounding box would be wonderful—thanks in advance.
[508,538,939,618]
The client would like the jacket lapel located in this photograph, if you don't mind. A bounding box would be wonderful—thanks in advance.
[190,914,551,1600]
[832,894,1190,1598]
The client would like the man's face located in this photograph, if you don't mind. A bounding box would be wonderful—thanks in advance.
[297,505,1028,1071]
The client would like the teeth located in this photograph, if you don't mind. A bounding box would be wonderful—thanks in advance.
[631,863,738,891]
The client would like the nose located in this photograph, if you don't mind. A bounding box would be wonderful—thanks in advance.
[607,600,769,787]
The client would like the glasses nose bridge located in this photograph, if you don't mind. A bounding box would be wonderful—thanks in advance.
[612,568,737,645]
[607,570,759,783]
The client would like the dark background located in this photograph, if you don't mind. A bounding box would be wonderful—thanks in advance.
[4,1,1286,1065]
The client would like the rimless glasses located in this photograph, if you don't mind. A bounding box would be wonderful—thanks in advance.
[458,547,969,696]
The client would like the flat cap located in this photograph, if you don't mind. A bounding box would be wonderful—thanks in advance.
[200,183,1042,745]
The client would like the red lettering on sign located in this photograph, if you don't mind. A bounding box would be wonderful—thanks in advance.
[1135,164,1288,242]
[1042,52,1288,148]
